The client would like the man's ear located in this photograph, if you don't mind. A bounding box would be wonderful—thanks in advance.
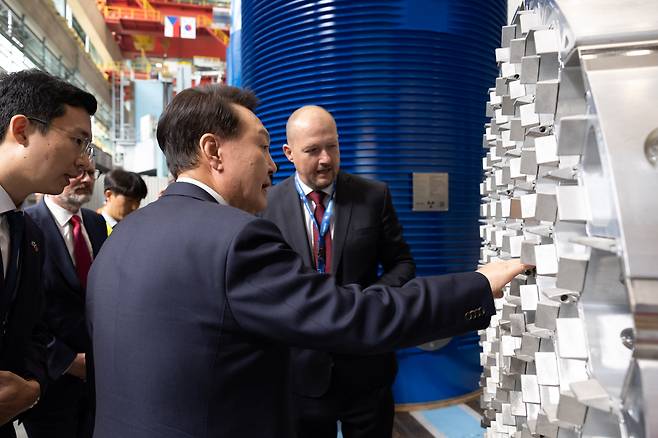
[104,189,113,202]
[282,143,294,163]
[200,133,223,171]
[8,115,30,146]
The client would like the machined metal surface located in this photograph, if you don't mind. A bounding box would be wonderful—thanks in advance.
[479,1,658,436]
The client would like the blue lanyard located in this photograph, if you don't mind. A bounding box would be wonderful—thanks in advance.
[294,176,335,273]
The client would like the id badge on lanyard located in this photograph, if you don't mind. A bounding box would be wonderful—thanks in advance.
[294,177,335,273]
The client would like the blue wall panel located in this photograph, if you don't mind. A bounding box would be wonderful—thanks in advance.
[240,0,505,404]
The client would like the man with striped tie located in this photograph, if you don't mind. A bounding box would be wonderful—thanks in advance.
[263,105,415,438]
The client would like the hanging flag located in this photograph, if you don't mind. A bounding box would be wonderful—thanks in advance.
[180,16,197,39]
[164,16,180,38]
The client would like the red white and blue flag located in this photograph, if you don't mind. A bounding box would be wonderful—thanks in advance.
[164,16,180,38]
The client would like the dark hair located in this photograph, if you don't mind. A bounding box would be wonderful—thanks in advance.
[156,84,259,177]
[0,69,97,142]
[104,169,148,200]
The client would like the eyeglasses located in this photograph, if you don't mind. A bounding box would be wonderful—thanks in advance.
[77,168,101,180]
[27,116,94,159]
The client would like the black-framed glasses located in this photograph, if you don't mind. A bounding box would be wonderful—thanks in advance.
[27,116,94,159]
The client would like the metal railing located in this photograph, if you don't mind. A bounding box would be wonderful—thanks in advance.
[0,0,113,136]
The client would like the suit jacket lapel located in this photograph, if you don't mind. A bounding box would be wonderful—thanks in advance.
[331,172,352,274]
[282,177,314,268]
[36,202,81,291]
[82,209,105,257]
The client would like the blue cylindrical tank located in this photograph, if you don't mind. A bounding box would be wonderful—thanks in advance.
[239,0,505,404]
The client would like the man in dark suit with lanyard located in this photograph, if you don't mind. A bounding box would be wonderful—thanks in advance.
[24,158,107,438]
[263,105,415,438]
[0,69,96,437]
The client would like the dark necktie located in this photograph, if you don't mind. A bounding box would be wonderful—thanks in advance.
[307,191,332,272]
[70,215,92,289]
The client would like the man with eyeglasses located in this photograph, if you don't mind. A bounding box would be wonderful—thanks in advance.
[0,69,96,437]
[23,159,106,438]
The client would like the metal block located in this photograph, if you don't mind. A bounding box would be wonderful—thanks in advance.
[536,412,559,438]
[556,257,588,292]
[526,401,540,422]
[498,198,512,218]
[501,62,520,79]
[535,80,559,115]
[535,299,560,330]
[570,379,611,412]
[510,118,524,141]
[535,134,558,164]
[520,240,537,265]
[534,244,558,275]
[500,372,517,390]
[520,284,539,311]
[540,384,561,416]
[510,391,526,416]
[520,55,540,84]
[509,156,523,178]
[533,29,559,54]
[534,193,557,222]
[510,357,527,374]
[520,148,537,175]
[496,47,511,63]
[556,318,588,359]
[501,25,517,47]
[509,197,522,219]
[502,234,524,257]
[519,13,540,34]
[556,185,587,222]
[520,193,537,218]
[521,374,541,403]
[502,95,515,115]
[520,333,541,357]
[502,403,516,426]
[509,313,525,337]
[538,52,559,82]
[497,387,510,403]
[535,352,560,385]
[501,302,517,321]
[495,108,508,125]
[556,390,587,426]
[509,80,526,99]
[510,37,526,63]
[496,77,508,96]
[519,103,539,127]
[502,335,522,357]
[556,115,589,155]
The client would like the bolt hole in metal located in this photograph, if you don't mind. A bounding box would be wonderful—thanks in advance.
[620,327,635,350]
[645,127,658,166]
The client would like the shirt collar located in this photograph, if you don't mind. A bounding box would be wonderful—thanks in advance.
[0,184,16,215]
[45,195,81,227]
[294,173,334,198]
[101,211,117,228]
[176,177,228,206]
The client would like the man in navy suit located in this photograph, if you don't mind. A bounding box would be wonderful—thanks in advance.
[24,159,107,438]
[0,69,96,437]
[263,105,414,438]
[87,84,527,438]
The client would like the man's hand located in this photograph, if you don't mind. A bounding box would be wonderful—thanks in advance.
[0,371,40,425]
[477,259,532,298]
[66,353,86,380]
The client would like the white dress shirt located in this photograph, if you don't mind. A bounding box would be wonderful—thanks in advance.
[295,173,335,252]
[101,211,117,229]
[177,177,229,206]
[44,196,93,266]
[0,184,16,278]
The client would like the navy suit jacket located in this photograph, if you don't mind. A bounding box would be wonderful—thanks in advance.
[0,212,48,436]
[25,201,107,379]
[263,172,416,396]
[87,182,493,438]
